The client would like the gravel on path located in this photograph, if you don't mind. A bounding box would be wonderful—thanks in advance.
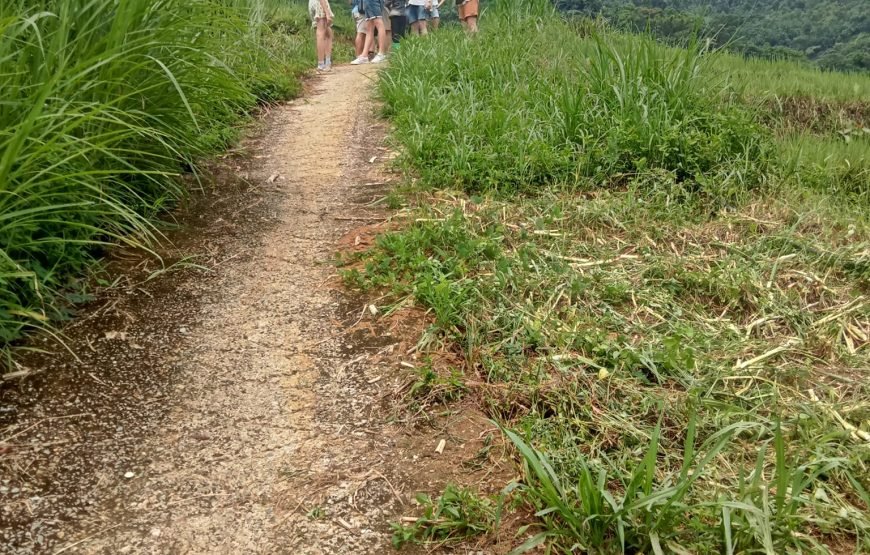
[1,66,442,554]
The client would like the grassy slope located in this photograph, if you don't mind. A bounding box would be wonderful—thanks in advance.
[349,1,869,553]
[0,0,349,365]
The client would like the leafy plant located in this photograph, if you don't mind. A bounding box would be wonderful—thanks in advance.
[391,485,500,548]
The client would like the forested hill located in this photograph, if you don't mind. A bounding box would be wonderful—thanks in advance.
[555,1,869,72]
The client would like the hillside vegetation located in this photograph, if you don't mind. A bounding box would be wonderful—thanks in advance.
[350,0,870,552]
[556,0,870,73]
[0,0,334,366]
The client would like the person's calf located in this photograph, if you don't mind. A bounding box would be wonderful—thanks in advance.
[355,32,366,57]
[315,23,327,64]
[325,27,334,68]
[364,19,376,53]
[374,19,387,54]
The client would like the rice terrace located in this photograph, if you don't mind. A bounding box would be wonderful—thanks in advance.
[0,0,868,553]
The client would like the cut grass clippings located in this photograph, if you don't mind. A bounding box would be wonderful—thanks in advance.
[347,1,870,552]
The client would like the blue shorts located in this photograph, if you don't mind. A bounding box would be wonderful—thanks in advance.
[363,0,383,19]
[428,6,440,18]
[406,5,426,23]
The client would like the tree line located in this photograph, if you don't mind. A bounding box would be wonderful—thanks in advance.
[554,0,869,73]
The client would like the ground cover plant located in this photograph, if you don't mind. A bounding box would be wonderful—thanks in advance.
[0,0,330,366]
[349,0,870,552]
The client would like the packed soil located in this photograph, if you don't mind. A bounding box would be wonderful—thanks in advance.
[0,66,507,554]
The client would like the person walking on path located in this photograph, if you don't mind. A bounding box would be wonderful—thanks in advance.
[352,0,389,64]
[407,0,430,36]
[310,0,335,70]
[457,0,479,32]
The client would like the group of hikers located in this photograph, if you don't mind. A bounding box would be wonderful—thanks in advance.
[309,0,480,70]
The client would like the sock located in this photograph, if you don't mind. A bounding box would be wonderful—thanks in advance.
[326,56,332,65]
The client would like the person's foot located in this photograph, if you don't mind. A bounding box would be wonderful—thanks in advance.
[316,62,326,71]
[323,62,332,71]
[350,55,369,65]
[372,53,388,64]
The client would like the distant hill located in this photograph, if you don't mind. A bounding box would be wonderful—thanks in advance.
[554,1,869,73]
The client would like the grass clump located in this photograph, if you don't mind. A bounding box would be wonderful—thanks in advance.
[380,6,772,200]
[0,0,316,362]
[354,3,870,553]
[391,485,499,548]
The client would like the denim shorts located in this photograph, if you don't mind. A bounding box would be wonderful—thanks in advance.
[428,6,440,18]
[406,4,426,23]
[363,0,383,19]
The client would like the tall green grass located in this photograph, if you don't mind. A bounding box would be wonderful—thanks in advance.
[0,0,309,361]
[717,53,870,103]
[380,8,772,200]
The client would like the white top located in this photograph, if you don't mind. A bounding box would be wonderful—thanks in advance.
[408,0,429,6]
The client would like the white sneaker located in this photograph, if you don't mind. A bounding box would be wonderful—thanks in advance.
[350,55,369,65]
[372,53,388,64]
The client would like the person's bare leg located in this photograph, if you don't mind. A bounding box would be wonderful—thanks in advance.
[383,30,392,54]
[467,16,478,32]
[325,25,334,63]
[362,19,376,57]
[432,17,440,30]
[419,19,428,36]
[355,32,365,57]
[374,17,387,54]
[316,21,327,64]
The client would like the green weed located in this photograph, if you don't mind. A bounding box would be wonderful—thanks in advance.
[409,363,468,405]
[391,485,499,548]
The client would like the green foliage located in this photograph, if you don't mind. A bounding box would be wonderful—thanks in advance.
[0,0,312,360]
[505,418,745,553]
[507,420,868,554]
[555,0,870,73]
[357,191,870,553]
[391,485,499,548]
[782,134,870,200]
[409,363,468,404]
[379,15,773,198]
[354,5,870,553]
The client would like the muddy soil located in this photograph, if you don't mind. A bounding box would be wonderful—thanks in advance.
[0,67,507,554]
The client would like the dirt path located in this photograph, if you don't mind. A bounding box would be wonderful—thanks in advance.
[1,66,497,554]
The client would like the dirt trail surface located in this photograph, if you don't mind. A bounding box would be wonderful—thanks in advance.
[1,66,496,554]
